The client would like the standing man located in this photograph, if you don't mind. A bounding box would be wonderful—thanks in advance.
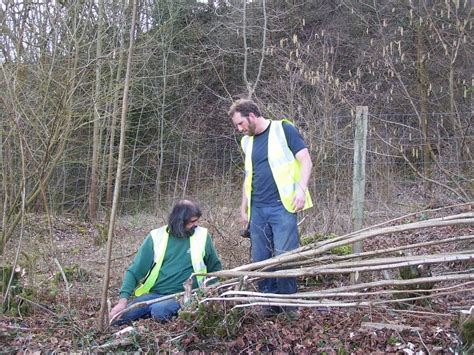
[109,199,222,326]
[228,99,313,309]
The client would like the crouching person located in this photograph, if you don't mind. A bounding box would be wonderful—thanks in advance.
[110,199,222,326]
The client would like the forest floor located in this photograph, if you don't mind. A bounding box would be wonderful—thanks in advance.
[0,206,473,353]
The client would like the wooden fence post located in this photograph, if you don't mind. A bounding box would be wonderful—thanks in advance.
[351,106,368,284]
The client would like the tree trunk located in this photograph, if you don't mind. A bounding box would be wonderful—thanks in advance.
[416,24,431,193]
[98,0,137,331]
[154,45,169,210]
[88,0,104,221]
[105,1,127,210]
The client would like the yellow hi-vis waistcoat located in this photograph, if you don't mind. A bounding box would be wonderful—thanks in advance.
[241,119,313,218]
[134,226,208,297]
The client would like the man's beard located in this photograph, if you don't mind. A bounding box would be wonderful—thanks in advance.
[247,118,256,136]
[184,225,197,237]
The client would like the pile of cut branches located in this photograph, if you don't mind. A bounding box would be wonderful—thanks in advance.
[202,209,474,310]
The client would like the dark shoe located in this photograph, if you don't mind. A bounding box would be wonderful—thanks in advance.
[278,308,300,321]
[261,306,282,317]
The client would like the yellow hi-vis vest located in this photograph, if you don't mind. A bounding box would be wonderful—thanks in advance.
[134,226,208,297]
[241,119,313,218]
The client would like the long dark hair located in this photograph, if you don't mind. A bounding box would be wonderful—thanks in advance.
[167,200,202,238]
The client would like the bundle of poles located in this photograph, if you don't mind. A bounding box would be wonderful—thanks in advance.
[109,207,473,325]
[202,209,474,310]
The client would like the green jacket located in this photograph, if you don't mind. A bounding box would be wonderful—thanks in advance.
[119,230,222,299]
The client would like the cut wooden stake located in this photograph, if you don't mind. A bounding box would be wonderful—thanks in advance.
[361,322,422,332]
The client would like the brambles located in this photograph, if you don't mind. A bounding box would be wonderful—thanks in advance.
[179,301,243,338]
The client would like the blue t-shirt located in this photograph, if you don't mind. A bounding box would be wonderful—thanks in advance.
[251,121,307,207]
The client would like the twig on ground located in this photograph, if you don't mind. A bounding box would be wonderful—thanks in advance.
[85,251,136,264]
[54,257,71,308]
[417,330,431,355]
[3,324,38,331]
[15,295,57,316]
[92,337,135,350]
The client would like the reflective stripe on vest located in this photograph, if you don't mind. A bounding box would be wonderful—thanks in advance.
[134,226,208,297]
[241,119,313,217]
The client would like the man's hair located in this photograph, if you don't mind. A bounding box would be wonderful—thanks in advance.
[167,200,202,238]
[228,99,262,118]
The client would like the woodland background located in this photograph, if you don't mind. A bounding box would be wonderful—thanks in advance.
[0,0,473,352]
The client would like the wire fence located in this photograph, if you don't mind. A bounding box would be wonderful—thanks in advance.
[50,111,473,229]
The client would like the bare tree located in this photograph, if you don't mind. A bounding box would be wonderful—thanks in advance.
[98,0,138,331]
[105,1,127,210]
[0,0,89,251]
[88,0,105,220]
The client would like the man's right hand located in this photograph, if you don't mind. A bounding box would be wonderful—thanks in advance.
[110,298,128,319]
